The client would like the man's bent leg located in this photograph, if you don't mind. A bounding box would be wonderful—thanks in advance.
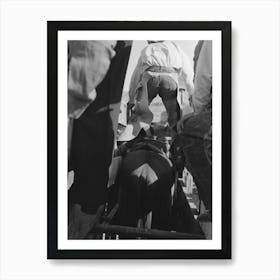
[161,97,180,128]
[156,75,179,128]
[177,110,212,211]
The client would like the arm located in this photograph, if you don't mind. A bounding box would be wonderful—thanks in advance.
[178,48,194,96]
[68,40,116,118]
[181,55,194,95]
[176,48,194,119]
[192,41,212,113]
[128,57,143,105]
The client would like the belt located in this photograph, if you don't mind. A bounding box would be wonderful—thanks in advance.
[146,66,178,73]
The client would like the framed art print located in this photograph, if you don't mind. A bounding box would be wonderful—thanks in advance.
[47,21,231,259]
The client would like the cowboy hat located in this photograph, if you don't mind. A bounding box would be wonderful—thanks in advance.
[117,103,154,141]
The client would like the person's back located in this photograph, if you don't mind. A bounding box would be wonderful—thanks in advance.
[140,41,188,70]
[118,40,193,142]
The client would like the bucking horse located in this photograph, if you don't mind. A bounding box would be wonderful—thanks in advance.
[114,137,174,232]
[109,127,204,238]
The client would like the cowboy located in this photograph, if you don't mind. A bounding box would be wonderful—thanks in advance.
[173,40,212,222]
[68,40,117,158]
[68,41,132,239]
[118,40,194,142]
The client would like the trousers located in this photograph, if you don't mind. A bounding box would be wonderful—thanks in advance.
[172,110,212,210]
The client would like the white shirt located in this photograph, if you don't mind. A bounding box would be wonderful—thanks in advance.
[192,40,212,113]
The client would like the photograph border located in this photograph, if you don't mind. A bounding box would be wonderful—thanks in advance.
[47,21,231,259]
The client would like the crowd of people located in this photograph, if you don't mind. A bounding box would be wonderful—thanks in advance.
[67,39,212,238]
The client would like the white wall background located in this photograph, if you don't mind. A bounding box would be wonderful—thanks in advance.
[0,0,279,280]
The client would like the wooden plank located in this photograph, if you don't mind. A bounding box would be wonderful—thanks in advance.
[101,204,119,239]
[93,224,205,239]
[68,204,105,239]
[102,204,119,225]
[81,204,105,239]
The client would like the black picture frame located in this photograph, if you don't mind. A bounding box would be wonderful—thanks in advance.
[47,21,231,259]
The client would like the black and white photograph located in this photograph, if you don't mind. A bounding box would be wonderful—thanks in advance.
[48,21,231,259]
[68,39,212,239]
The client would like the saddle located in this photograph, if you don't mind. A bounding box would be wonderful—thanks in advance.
[129,138,172,165]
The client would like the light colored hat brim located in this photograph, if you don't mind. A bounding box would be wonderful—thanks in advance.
[117,123,141,142]
[117,115,153,142]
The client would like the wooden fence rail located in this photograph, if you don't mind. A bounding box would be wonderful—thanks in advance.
[93,224,205,239]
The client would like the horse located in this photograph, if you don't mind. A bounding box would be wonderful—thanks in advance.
[114,136,175,233]
[108,125,204,239]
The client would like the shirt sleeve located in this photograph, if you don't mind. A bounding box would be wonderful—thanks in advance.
[178,47,194,96]
[182,54,194,95]
[68,40,116,118]
[192,41,212,113]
